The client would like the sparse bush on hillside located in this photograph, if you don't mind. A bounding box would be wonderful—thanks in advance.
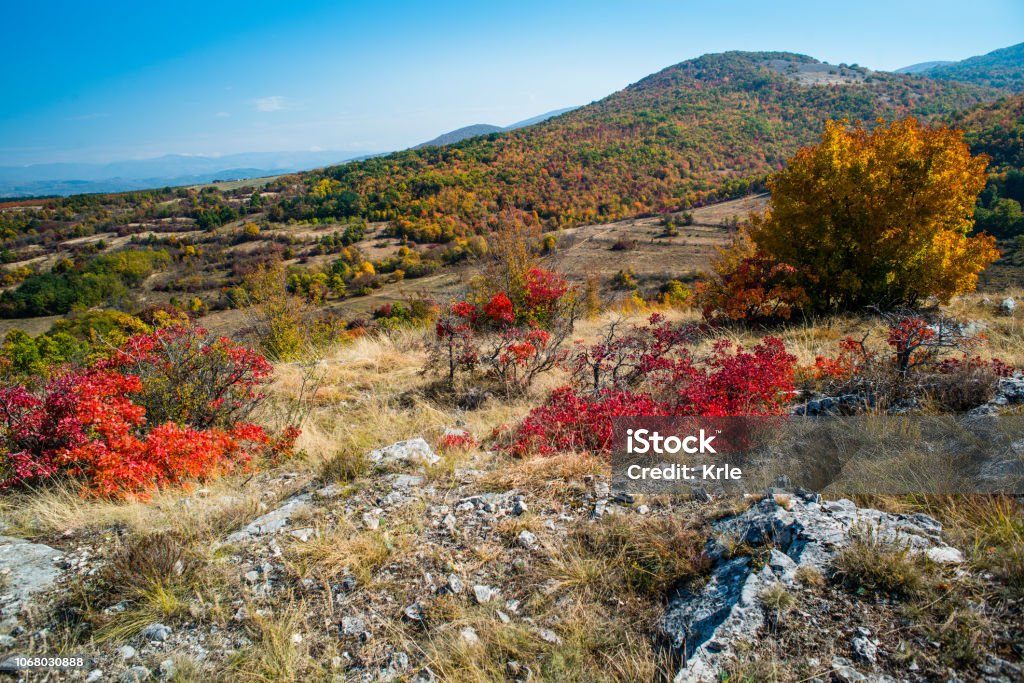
[428,273,578,395]
[696,231,808,323]
[236,263,340,362]
[801,311,1014,411]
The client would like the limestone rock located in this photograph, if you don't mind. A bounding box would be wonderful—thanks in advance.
[368,438,440,468]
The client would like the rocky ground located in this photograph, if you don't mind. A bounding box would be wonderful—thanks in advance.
[1,306,1023,682]
[1,430,1021,682]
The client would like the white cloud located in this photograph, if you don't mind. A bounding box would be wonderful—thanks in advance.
[216,111,231,118]
[253,96,288,112]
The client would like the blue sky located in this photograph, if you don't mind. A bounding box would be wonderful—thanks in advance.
[1,0,1021,165]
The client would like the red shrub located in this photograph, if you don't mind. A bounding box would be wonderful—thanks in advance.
[483,293,515,325]
[697,253,809,323]
[440,431,478,451]
[0,324,292,498]
[428,283,577,394]
[507,386,667,456]
[935,356,1014,377]
[507,334,796,456]
[100,323,273,429]
[676,337,796,416]
[524,267,569,316]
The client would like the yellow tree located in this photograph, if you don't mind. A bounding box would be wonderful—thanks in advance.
[748,118,998,311]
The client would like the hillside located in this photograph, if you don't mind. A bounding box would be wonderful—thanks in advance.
[0,50,1017,329]
[414,108,580,149]
[277,51,999,243]
[414,124,505,149]
[895,60,954,74]
[952,93,1024,169]
[916,42,1024,92]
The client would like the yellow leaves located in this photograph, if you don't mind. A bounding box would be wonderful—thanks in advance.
[748,117,997,310]
[311,178,341,198]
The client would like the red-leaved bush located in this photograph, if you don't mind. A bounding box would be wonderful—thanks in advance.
[507,317,796,456]
[799,313,1014,412]
[428,277,577,395]
[0,324,294,498]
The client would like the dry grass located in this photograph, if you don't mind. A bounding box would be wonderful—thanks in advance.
[285,517,414,586]
[833,524,936,598]
[3,296,1022,681]
[226,602,322,682]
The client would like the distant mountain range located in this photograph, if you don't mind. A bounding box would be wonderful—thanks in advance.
[895,42,1024,91]
[895,61,955,75]
[0,150,373,198]
[0,106,582,198]
[413,107,579,148]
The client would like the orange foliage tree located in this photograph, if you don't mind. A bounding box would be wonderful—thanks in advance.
[746,118,998,312]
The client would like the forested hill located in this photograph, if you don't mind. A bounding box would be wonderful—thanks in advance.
[920,42,1024,93]
[274,51,1000,242]
[952,93,1024,170]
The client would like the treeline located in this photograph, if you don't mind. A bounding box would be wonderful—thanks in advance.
[955,94,1024,238]
[0,249,170,317]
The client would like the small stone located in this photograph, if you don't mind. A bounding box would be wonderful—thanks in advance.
[1000,297,1016,315]
[924,546,963,564]
[368,438,440,467]
[767,548,797,574]
[86,670,104,683]
[851,633,877,664]
[460,626,481,645]
[290,633,303,645]
[612,491,635,504]
[341,615,366,636]
[505,599,521,613]
[243,570,261,584]
[512,499,528,516]
[636,505,649,515]
[403,602,424,621]
[289,527,316,542]
[392,474,424,489]
[446,573,464,594]
[516,530,538,550]
[537,628,562,645]
[0,635,14,648]
[141,623,171,642]
[117,645,137,661]
[120,666,151,683]
[497,610,511,624]
[412,666,437,683]
[473,585,494,604]
[379,651,410,681]
[362,513,380,530]
[830,656,867,683]
[158,659,176,679]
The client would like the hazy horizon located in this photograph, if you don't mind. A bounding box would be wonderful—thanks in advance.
[2,0,1022,166]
